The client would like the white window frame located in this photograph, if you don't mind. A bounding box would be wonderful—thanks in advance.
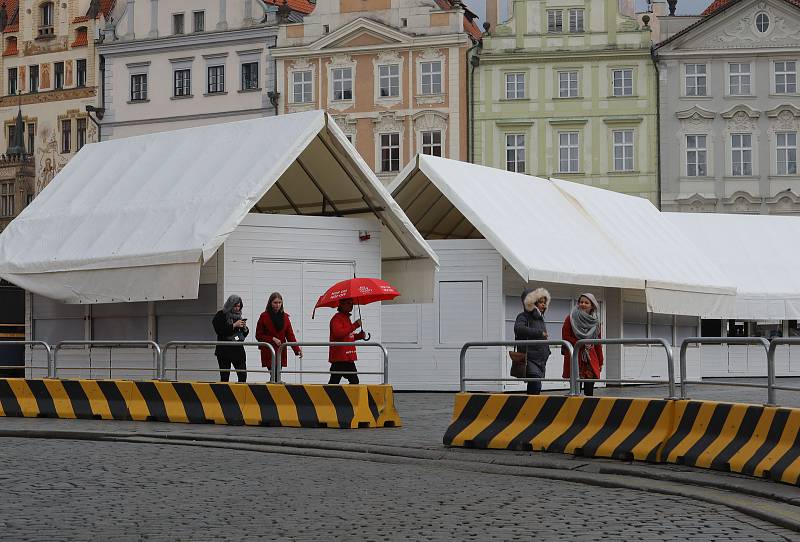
[378,64,400,98]
[420,130,442,157]
[207,64,225,94]
[685,63,707,97]
[558,131,580,173]
[130,72,148,102]
[420,61,442,95]
[173,68,191,97]
[332,66,353,101]
[241,61,259,91]
[505,72,525,100]
[613,129,634,172]
[774,61,797,95]
[568,9,584,33]
[731,133,753,176]
[292,70,313,103]
[612,68,633,97]
[558,70,579,98]
[193,10,205,32]
[728,62,752,96]
[379,132,401,173]
[686,134,708,177]
[776,131,798,176]
[547,10,562,33]
[505,133,525,173]
[172,12,185,35]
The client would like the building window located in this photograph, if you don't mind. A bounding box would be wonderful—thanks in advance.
[558,71,578,98]
[505,72,525,99]
[777,132,797,175]
[7,68,17,95]
[39,2,54,35]
[76,118,86,151]
[0,182,13,217]
[613,129,634,171]
[54,61,64,90]
[775,61,797,94]
[332,67,352,101]
[547,10,562,33]
[173,13,185,34]
[755,12,769,33]
[29,65,39,93]
[729,63,751,95]
[241,62,259,90]
[61,119,71,154]
[207,65,224,93]
[379,64,399,98]
[505,134,525,173]
[292,70,312,103]
[612,69,632,96]
[130,73,147,101]
[569,9,584,32]
[731,133,752,176]
[193,11,205,32]
[420,61,442,95]
[27,123,35,154]
[174,69,191,97]
[421,130,442,157]
[380,133,400,172]
[559,132,580,173]
[76,59,87,87]
[686,135,707,177]
[685,64,707,96]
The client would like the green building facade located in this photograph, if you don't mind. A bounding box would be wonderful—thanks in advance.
[472,0,659,204]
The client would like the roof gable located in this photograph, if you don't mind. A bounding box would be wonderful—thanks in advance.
[309,18,410,50]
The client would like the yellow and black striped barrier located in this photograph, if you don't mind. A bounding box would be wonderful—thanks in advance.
[443,393,800,486]
[0,379,401,429]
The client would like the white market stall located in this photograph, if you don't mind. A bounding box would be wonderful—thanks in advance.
[0,110,438,382]
[384,155,737,391]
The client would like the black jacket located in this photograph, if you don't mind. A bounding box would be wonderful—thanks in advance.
[514,291,550,378]
[212,310,248,362]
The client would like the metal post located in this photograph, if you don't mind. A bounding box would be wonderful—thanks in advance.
[569,346,580,396]
[764,338,800,407]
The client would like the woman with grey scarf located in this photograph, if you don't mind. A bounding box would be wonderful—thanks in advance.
[212,294,249,382]
[561,293,603,396]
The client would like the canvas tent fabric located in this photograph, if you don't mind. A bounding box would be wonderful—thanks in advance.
[0,110,438,304]
[390,155,736,317]
[665,212,800,320]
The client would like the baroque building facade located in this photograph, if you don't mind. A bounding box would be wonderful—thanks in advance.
[97,0,312,140]
[472,0,659,203]
[273,0,480,183]
[655,0,800,213]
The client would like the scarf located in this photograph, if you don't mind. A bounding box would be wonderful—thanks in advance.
[570,293,599,339]
[222,295,243,325]
[268,307,285,331]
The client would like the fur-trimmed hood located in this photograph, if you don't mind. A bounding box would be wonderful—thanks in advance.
[521,287,551,312]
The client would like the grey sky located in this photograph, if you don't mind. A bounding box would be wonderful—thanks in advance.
[466,0,713,25]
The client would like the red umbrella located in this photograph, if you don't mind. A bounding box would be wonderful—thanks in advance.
[312,278,400,339]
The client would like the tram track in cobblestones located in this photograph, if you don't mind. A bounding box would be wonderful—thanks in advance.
[3,426,800,535]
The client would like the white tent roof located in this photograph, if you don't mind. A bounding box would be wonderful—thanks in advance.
[0,111,437,304]
[666,212,800,320]
[389,155,736,317]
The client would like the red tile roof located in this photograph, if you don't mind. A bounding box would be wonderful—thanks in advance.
[263,0,315,15]
[2,0,18,33]
[432,0,482,40]
[71,27,88,47]
[703,0,800,15]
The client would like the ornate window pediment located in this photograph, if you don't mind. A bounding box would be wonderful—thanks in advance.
[676,106,716,121]
[721,104,760,119]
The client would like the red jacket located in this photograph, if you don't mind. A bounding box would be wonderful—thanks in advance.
[255,311,300,369]
[561,315,604,379]
[328,311,364,363]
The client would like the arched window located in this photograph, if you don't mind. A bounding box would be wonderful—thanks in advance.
[39,2,54,36]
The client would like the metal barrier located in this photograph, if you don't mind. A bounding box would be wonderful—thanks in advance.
[572,338,677,399]
[679,337,772,404]
[52,341,162,380]
[459,340,574,393]
[0,340,53,378]
[160,341,277,381]
[276,342,390,384]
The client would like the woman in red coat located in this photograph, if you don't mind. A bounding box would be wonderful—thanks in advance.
[562,293,603,396]
[255,292,302,373]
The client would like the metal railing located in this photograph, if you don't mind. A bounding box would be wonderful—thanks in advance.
[276,342,390,384]
[52,341,162,379]
[160,341,277,381]
[572,338,676,399]
[459,340,574,393]
[0,340,52,378]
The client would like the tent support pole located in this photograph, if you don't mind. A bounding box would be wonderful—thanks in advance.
[296,156,341,216]
[275,181,303,215]
[443,215,468,239]
[426,206,457,240]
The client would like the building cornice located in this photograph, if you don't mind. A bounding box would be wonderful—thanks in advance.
[103,107,272,128]
[0,87,97,107]
[477,49,651,63]
[98,27,277,57]
[657,46,800,58]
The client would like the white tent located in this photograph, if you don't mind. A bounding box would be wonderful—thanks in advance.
[666,212,800,320]
[0,111,437,304]
[390,155,736,317]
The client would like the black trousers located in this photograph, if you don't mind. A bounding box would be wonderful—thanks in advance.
[583,381,595,396]
[216,356,247,383]
[328,361,359,384]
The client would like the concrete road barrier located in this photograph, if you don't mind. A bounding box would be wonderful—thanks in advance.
[0,379,401,429]
[444,393,800,486]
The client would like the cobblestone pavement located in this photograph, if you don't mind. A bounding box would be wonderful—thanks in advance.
[0,437,795,541]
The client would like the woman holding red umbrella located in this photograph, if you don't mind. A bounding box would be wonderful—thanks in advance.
[328,298,366,384]
[255,292,302,376]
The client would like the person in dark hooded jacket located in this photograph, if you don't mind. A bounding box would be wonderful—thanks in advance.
[514,288,551,395]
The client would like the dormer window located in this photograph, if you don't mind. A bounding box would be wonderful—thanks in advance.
[39,2,54,36]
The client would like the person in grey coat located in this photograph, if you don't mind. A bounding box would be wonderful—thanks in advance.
[514,288,551,395]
